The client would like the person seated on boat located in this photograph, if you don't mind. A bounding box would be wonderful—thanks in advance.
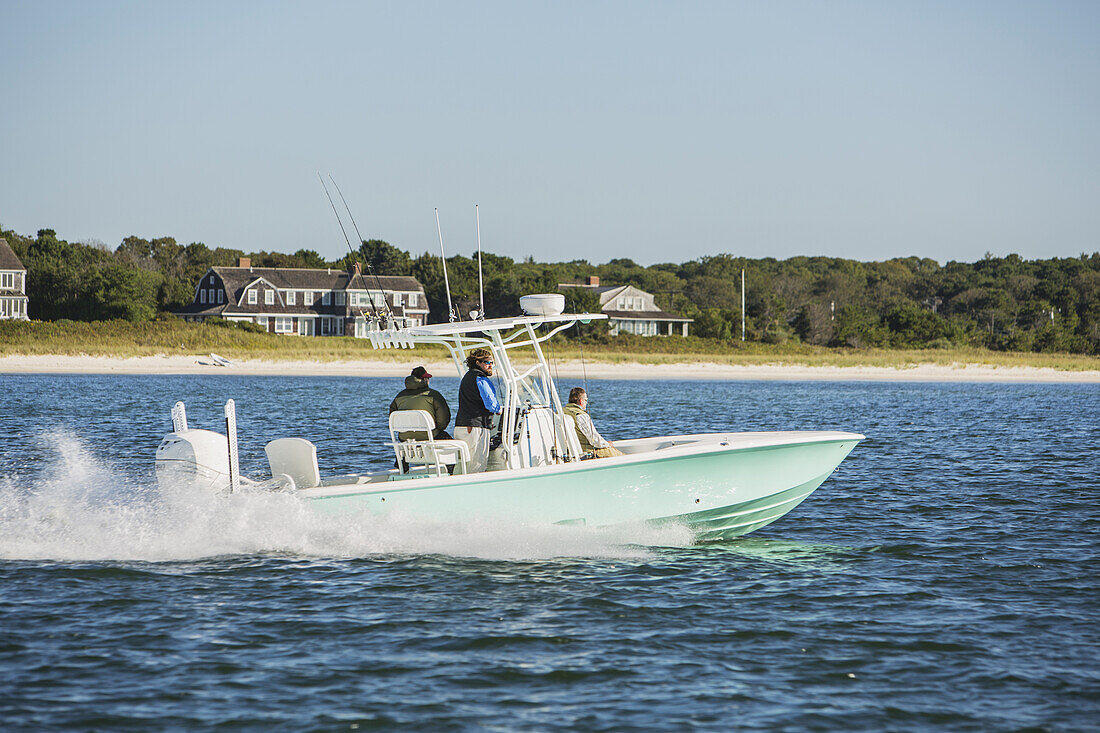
[454,348,502,473]
[389,366,452,440]
[563,387,623,459]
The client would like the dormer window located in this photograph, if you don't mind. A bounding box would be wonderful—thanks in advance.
[265,290,274,305]
[304,291,314,306]
[322,291,332,306]
[408,292,418,307]
[287,291,296,306]
[248,289,257,305]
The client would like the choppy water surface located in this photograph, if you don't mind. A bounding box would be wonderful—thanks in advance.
[1,374,1097,731]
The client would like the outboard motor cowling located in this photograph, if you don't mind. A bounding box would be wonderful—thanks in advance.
[155,429,231,492]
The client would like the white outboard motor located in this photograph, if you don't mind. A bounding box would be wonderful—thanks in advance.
[155,429,233,492]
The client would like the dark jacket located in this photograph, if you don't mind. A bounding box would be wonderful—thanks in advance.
[455,366,497,429]
[389,376,451,439]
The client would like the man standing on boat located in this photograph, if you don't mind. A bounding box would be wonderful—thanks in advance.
[564,387,623,459]
[389,366,452,440]
[455,348,502,472]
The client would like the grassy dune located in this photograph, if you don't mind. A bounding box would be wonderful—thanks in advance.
[1,319,1098,371]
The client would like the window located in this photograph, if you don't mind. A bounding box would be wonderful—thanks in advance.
[274,316,293,333]
[0,273,12,289]
[200,290,207,304]
[321,317,331,335]
[393,292,403,306]
[287,291,296,305]
[256,316,268,328]
[408,292,418,307]
[322,291,331,306]
[217,290,224,304]
[248,289,257,305]
[335,292,345,306]
[371,291,385,308]
[265,290,274,305]
[335,318,344,335]
[209,274,215,284]
[304,291,314,306]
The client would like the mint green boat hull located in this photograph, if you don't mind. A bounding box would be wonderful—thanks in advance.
[302,432,862,542]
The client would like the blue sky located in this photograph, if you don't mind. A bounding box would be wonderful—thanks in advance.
[1,0,1097,265]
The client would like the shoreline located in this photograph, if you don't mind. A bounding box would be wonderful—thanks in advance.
[1,354,1097,383]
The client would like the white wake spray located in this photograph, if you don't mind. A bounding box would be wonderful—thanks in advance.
[0,430,692,563]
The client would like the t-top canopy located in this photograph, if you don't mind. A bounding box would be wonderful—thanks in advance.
[405,313,606,337]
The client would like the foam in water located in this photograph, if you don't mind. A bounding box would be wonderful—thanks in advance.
[0,431,693,563]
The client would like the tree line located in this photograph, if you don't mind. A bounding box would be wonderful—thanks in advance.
[3,226,1098,354]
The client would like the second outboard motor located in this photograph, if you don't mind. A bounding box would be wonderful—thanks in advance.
[155,429,232,492]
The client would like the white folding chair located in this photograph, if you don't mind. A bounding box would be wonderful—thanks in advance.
[388,410,471,476]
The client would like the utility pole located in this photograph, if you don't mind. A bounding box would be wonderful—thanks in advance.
[741,269,746,341]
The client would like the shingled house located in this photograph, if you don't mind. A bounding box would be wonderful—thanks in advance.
[0,238,30,320]
[175,259,429,337]
[558,276,692,336]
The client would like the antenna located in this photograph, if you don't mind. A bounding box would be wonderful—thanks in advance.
[475,204,485,320]
[435,208,457,322]
[328,176,395,326]
[318,173,379,327]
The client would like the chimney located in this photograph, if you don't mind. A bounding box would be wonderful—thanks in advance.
[586,275,600,286]
[238,257,251,268]
[353,261,362,276]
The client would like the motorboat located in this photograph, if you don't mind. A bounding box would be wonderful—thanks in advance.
[155,297,864,541]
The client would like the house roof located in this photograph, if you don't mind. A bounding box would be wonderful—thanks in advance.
[602,309,693,322]
[0,239,26,270]
[210,266,423,293]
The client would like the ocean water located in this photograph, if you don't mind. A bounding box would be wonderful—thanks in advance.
[0,374,1097,731]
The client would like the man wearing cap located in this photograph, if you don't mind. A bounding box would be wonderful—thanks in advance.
[389,366,452,440]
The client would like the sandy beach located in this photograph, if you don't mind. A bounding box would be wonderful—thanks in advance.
[1,353,1097,382]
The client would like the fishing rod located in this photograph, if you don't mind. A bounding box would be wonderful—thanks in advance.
[327,176,395,327]
[474,204,485,320]
[434,208,457,322]
[317,173,378,326]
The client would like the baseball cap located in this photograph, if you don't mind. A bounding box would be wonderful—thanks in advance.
[411,366,432,379]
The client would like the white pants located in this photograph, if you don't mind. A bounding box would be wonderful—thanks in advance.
[457,426,490,473]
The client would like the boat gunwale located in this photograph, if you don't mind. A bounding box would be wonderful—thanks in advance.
[299,430,864,500]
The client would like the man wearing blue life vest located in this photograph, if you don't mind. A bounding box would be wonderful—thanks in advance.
[454,347,502,472]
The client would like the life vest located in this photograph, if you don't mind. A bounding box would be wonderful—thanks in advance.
[562,402,596,452]
[455,367,495,429]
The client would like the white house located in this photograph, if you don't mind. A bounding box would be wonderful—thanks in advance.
[558,276,692,336]
[0,238,30,320]
[176,258,430,337]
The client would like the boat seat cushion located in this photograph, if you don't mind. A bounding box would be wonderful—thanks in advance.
[265,437,321,489]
